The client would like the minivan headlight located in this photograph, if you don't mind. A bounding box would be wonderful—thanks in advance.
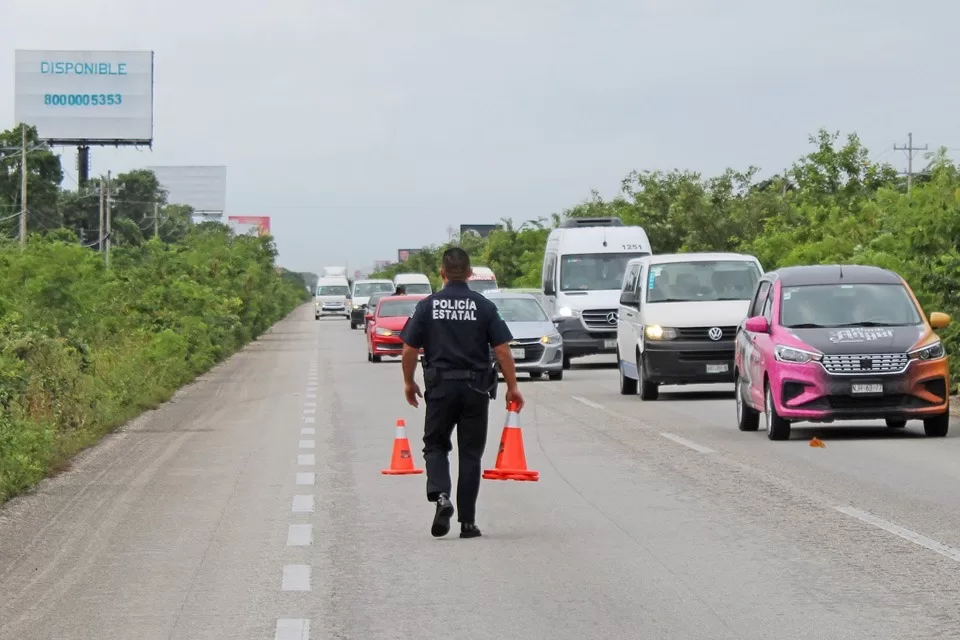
[557,307,580,318]
[909,340,945,360]
[644,325,677,340]
[774,345,822,364]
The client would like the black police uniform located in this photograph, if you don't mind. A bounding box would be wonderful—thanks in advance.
[399,279,513,525]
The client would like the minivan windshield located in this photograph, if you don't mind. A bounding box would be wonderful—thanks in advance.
[780,283,922,328]
[467,279,498,292]
[646,260,761,303]
[493,298,549,322]
[560,252,647,291]
[354,282,395,297]
[400,283,432,294]
[377,299,420,317]
[317,285,349,296]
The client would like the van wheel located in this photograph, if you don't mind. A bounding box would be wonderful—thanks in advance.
[618,351,637,395]
[923,412,949,437]
[736,374,760,431]
[764,383,791,440]
[637,353,658,401]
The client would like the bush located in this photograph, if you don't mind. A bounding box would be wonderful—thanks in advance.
[0,225,309,503]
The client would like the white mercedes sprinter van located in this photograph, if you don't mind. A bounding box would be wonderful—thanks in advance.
[393,273,433,294]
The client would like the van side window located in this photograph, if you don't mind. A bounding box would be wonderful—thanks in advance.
[622,264,639,293]
[749,281,771,318]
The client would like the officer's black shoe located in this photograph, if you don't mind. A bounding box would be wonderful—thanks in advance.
[460,523,482,539]
[431,494,455,537]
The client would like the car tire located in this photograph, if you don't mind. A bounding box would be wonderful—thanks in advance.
[885,418,907,429]
[366,351,372,362]
[548,371,563,381]
[736,373,760,432]
[923,412,949,437]
[562,355,571,370]
[529,371,543,379]
[764,382,791,440]
[637,352,658,401]
[350,321,357,330]
[618,350,637,395]
[371,354,382,363]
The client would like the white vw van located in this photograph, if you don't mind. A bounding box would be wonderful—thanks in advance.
[315,275,352,320]
[616,252,763,399]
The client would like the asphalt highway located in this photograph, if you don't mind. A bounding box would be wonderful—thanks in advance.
[1,303,959,639]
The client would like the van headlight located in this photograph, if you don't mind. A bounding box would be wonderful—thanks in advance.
[644,325,677,340]
[774,345,822,364]
[540,333,562,345]
[909,340,945,360]
[557,307,580,318]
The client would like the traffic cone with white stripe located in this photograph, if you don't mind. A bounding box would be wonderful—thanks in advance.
[483,401,539,481]
[381,419,424,475]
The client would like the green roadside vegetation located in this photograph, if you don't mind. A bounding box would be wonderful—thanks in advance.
[372,129,960,384]
[0,125,310,503]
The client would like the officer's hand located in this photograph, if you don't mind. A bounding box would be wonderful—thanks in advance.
[405,381,423,408]
[505,386,524,412]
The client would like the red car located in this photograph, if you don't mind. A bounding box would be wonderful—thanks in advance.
[365,294,427,362]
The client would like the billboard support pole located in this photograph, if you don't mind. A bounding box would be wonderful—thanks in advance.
[19,125,27,248]
[98,178,105,252]
[105,171,112,268]
[77,145,90,188]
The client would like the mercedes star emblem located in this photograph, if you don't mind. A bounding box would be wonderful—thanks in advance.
[606,311,619,325]
[708,327,723,341]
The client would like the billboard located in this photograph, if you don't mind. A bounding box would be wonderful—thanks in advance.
[398,248,422,262]
[14,49,155,144]
[148,166,227,214]
[228,216,271,237]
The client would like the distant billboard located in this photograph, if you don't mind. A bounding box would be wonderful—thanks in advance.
[148,166,226,214]
[228,216,271,237]
[460,224,501,239]
[398,248,422,262]
[14,49,155,144]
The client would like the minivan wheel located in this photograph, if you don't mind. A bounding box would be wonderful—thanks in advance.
[618,351,637,395]
[736,374,760,432]
[923,412,949,437]
[764,383,791,440]
[637,353,659,401]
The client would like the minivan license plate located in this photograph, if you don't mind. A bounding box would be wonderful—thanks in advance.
[604,339,617,349]
[706,364,729,374]
[511,348,525,359]
[852,383,883,394]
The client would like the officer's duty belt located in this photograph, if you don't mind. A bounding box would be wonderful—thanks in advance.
[436,369,483,381]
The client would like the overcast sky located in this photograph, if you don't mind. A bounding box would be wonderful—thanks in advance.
[3,0,958,274]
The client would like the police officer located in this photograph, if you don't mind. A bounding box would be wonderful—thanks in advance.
[399,248,524,539]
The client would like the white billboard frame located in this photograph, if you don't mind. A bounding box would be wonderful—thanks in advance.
[14,49,155,146]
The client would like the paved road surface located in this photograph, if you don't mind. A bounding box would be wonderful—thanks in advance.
[2,304,960,639]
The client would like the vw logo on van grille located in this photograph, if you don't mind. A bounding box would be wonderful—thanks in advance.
[606,311,619,325]
[708,327,723,341]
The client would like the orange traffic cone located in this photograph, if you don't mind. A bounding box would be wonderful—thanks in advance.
[381,419,424,475]
[483,401,539,481]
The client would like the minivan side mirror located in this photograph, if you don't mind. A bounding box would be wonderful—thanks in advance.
[744,316,769,333]
[930,311,951,330]
[543,282,556,296]
[619,290,639,306]
[551,316,563,326]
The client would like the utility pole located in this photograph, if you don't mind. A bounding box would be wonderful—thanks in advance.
[98,177,105,252]
[782,168,788,197]
[153,202,159,238]
[894,132,928,194]
[19,126,27,248]
[105,171,112,267]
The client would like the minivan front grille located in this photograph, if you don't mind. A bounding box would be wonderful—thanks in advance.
[821,353,909,375]
[675,326,737,342]
[581,309,619,330]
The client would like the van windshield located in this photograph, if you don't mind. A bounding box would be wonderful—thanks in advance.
[560,252,647,291]
[317,285,349,296]
[353,282,395,297]
[467,279,498,292]
[401,283,432,294]
[646,261,761,303]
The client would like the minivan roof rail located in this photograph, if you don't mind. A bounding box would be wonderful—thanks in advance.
[558,217,625,228]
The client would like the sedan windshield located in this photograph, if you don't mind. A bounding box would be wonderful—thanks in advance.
[780,283,922,328]
[354,282,394,297]
[317,285,349,296]
[560,252,646,291]
[401,283,432,294]
[378,299,420,317]
[493,298,549,322]
[647,260,761,303]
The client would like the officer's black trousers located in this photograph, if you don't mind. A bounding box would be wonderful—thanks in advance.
[422,379,490,524]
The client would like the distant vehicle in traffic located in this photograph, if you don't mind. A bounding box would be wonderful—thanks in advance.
[734,264,951,440]
[485,291,564,380]
[393,273,433,295]
[350,279,395,329]
[617,253,763,399]
[541,217,652,369]
[315,275,352,320]
[365,294,428,362]
[467,266,499,293]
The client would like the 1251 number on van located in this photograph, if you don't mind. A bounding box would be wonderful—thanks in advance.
[621,244,644,251]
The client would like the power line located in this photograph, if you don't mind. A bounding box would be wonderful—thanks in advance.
[893,132,928,194]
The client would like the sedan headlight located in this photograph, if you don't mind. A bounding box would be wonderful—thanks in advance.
[375,327,394,336]
[644,325,677,340]
[908,340,945,360]
[774,345,822,364]
[540,333,562,345]
[557,306,580,318]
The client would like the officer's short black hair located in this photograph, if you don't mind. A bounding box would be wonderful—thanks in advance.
[442,247,471,280]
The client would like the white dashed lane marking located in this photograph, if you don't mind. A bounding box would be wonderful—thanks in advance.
[304,402,316,407]
[659,432,714,454]
[302,416,316,424]
[835,505,960,563]
[305,393,317,399]
[298,454,315,465]
[287,524,313,547]
[275,618,310,640]
[291,494,315,513]
[298,440,315,449]
[571,395,604,410]
[296,472,315,486]
[300,428,315,435]
[303,408,316,415]
[281,565,311,591]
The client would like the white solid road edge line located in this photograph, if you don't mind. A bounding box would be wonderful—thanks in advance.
[659,432,715,454]
[571,395,604,409]
[275,618,310,640]
[835,505,960,563]
[281,564,311,591]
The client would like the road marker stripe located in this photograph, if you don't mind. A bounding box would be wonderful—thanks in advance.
[300,427,315,435]
[303,408,316,414]
[306,393,317,399]
[298,454,315,465]
[296,472,315,486]
[659,432,714,454]
[572,395,604,409]
[281,565,311,591]
[304,402,316,407]
[302,416,316,424]
[835,506,960,563]
[287,524,313,546]
[299,440,315,449]
[275,618,310,640]
[292,494,314,513]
